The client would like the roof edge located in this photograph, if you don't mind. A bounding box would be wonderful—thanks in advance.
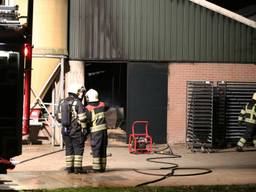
[190,0,256,28]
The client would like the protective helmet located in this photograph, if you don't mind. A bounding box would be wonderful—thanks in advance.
[253,93,256,100]
[68,83,86,95]
[85,89,99,102]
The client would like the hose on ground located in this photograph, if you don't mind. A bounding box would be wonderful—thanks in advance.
[134,144,212,187]
[16,149,64,165]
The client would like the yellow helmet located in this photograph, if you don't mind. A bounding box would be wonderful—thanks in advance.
[253,93,256,100]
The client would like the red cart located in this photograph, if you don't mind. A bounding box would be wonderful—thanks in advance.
[128,121,152,154]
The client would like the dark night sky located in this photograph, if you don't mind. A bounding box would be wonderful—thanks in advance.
[207,0,256,18]
[207,0,255,11]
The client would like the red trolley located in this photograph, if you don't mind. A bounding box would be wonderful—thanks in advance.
[128,121,153,154]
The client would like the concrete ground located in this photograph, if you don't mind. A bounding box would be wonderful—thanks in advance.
[0,141,256,191]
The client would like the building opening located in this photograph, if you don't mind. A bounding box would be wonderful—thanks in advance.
[85,62,127,142]
[85,62,168,144]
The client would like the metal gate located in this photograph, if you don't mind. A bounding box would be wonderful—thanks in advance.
[186,81,214,150]
[217,81,256,146]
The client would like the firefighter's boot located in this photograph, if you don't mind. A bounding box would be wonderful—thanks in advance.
[65,155,74,174]
[74,167,86,174]
[92,157,106,173]
[236,137,246,152]
[253,140,256,148]
[65,167,74,174]
[236,146,243,152]
[74,155,86,174]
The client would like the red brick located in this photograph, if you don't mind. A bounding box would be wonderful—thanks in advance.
[167,63,256,144]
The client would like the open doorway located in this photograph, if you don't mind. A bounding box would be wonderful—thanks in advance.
[85,62,127,145]
[85,62,127,107]
[85,62,127,130]
[85,62,168,144]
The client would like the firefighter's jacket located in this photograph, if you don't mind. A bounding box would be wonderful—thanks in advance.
[86,101,108,172]
[238,100,256,125]
[57,93,87,136]
[85,101,108,133]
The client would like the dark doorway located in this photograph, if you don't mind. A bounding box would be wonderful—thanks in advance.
[127,62,168,144]
[85,62,168,144]
[85,62,127,128]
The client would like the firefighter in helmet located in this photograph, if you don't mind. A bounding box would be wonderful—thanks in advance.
[236,92,256,152]
[57,83,87,174]
[85,89,109,172]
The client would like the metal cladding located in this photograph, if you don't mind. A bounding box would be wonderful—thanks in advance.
[69,0,256,63]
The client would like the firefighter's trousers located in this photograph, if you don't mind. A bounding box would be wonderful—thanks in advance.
[63,132,85,170]
[237,123,256,148]
[91,129,108,172]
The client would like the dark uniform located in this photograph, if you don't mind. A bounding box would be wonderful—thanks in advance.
[236,98,256,152]
[58,93,87,173]
[86,101,108,172]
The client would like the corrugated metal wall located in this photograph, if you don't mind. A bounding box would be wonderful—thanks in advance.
[69,0,256,63]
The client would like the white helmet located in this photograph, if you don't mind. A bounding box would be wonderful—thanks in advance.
[68,83,86,95]
[85,89,99,102]
[253,93,256,100]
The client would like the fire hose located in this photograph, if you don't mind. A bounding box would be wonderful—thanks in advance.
[134,144,212,187]
[14,149,64,165]
[13,149,112,165]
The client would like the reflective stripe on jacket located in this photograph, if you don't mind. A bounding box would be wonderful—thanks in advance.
[238,102,256,124]
[86,102,107,133]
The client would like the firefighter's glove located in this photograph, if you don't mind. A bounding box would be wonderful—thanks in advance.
[82,128,90,141]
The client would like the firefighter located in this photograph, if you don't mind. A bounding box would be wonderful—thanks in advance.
[85,89,109,172]
[57,84,88,174]
[236,92,256,152]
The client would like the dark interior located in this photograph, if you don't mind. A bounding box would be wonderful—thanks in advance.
[85,62,127,129]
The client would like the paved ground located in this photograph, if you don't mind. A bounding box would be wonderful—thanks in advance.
[0,143,256,191]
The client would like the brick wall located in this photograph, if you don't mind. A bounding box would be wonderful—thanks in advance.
[167,63,256,144]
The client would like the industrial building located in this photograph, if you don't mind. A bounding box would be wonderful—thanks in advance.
[15,0,256,147]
